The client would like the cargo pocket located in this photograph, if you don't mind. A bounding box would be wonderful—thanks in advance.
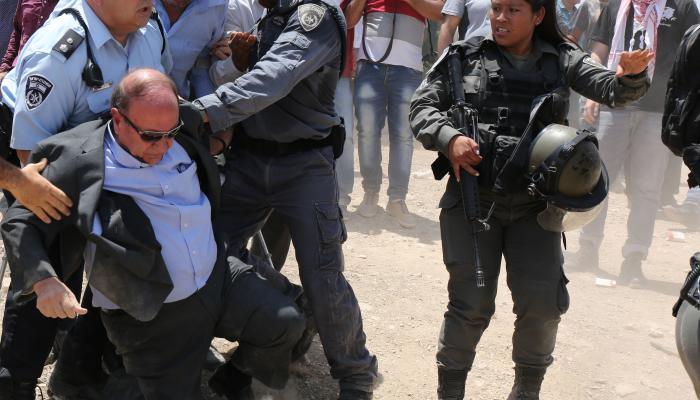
[314,202,347,272]
[557,268,570,314]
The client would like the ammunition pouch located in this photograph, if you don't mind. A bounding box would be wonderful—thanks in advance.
[476,128,523,191]
[430,127,526,192]
[330,118,346,159]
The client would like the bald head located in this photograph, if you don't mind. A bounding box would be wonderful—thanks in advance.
[111,68,179,114]
[110,69,180,165]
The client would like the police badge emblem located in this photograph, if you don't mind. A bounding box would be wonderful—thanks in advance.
[25,75,54,110]
[299,4,325,32]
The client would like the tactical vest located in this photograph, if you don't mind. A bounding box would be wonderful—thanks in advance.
[448,39,569,193]
[461,40,565,137]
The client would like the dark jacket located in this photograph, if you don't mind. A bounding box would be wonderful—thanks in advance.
[1,119,221,321]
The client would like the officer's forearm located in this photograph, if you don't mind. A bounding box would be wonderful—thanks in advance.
[0,157,22,192]
[344,0,368,28]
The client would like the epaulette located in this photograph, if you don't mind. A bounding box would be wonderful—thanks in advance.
[52,29,84,60]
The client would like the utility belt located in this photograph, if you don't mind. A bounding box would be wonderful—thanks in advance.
[233,120,346,159]
[0,102,18,167]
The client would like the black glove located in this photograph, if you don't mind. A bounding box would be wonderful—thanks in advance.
[682,144,700,188]
[178,99,211,145]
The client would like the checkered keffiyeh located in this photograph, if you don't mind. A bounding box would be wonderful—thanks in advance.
[607,0,666,80]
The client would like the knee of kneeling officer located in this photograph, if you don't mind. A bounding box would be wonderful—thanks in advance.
[269,302,307,347]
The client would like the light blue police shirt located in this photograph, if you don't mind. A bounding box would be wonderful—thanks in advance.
[154,0,227,99]
[90,123,217,309]
[0,0,168,151]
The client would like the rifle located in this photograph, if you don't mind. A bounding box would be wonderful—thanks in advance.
[446,50,490,288]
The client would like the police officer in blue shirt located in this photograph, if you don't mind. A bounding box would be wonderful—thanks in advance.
[188,0,378,397]
[0,1,168,398]
[0,0,169,166]
[154,0,227,99]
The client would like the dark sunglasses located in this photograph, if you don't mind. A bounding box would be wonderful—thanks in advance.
[117,109,183,142]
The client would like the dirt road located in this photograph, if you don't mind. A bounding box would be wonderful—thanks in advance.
[10,141,698,399]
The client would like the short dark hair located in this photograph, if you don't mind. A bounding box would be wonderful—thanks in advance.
[110,68,178,112]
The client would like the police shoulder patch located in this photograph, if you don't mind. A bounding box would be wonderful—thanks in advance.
[298,3,326,32]
[25,75,54,110]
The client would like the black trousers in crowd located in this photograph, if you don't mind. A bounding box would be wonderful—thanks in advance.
[101,256,305,400]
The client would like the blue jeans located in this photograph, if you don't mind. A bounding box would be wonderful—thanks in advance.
[354,61,422,201]
[335,77,355,206]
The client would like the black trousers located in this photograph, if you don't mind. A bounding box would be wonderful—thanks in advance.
[437,190,569,372]
[250,210,291,271]
[0,264,89,381]
[101,257,304,400]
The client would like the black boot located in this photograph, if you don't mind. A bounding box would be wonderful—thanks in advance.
[618,253,647,288]
[0,369,37,400]
[437,367,468,400]
[209,362,254,400]
[8,381,36,400]
[506,366,546,400]
[338,389,373,400]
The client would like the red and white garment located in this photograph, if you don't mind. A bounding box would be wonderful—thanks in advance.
[607,0,667,80]
[357,0,425,72]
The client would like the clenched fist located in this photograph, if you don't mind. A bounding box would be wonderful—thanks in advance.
[229,32,257,72]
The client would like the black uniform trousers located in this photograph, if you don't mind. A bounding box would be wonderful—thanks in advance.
[437,190,570,372]
[217,145,378,392]
[101,256,305,400]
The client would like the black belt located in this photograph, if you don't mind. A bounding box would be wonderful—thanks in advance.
[233,128,335,158]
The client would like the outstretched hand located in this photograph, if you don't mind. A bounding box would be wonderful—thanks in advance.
[33,277,87,319]
[616,49,654,77]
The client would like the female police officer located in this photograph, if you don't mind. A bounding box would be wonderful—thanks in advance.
[409,0,652,398]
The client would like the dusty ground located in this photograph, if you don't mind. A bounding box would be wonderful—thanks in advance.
[6,140,699,399]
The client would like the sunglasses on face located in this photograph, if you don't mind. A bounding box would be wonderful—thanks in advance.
[117,109,183,142]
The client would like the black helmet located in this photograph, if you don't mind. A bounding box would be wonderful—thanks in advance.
[527,124,609,232]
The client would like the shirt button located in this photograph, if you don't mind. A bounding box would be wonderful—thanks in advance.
[192,250,197,255]
[184,223,189,228]
[164,185,169,190]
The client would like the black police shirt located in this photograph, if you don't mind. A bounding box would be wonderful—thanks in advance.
[590,0,700,112]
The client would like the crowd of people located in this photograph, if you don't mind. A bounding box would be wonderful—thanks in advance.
[0,0,698,399]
